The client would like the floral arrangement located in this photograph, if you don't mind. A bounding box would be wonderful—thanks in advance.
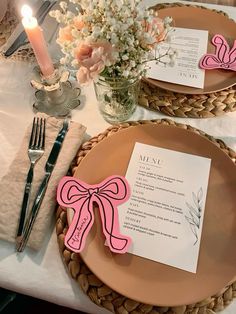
[51,0,174,85]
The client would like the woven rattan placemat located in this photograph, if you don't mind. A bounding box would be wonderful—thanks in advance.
[139,80,236,118]
[138,3,236,118]
[56,119,236,314]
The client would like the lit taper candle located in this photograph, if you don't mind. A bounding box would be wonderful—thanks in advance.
[21,4,55,77]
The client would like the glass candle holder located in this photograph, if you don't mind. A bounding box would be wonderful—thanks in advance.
[31,64,81,117]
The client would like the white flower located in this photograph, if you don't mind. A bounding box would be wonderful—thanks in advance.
[59,1,67,11]
[122,55,129,61]
[49,9,64,22]
[71,59,79,67]
[123,70,130,77]
[66,11,75,19]
[164,16,173,25]
[110,33,118,44]
[60,57,67,64]
[52,0,173,81]
[130,60,136,68]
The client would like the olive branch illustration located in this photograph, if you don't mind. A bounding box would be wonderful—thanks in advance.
[185,187,203,245]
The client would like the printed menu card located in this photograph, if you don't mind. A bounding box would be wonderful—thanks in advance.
[119,143,211,273]
[147,27,209,89]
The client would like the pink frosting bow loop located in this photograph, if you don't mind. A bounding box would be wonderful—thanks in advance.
[199,34,236,71]
[57,175,132,254]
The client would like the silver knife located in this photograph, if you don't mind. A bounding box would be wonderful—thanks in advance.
[4,1,56,57]
[16,119,69,252]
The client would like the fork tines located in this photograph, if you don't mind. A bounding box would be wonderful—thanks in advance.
[29,117,46,150]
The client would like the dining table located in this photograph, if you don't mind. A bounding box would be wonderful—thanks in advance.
[0,0,235,313]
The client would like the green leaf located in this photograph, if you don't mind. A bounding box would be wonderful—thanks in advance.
[189,211,200,228]
[197,187,203,201]
[185,216,195,226]
[186,202,201,219]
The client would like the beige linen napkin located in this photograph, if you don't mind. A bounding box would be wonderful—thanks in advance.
[0,114,86,250]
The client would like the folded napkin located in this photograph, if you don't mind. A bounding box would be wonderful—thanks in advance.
[0,114,86,250]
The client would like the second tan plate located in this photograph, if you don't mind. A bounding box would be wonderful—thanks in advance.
[145,6,236,94]
[69,124,236,306]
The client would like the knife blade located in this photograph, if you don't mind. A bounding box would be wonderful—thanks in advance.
[16,119,69,252]
[4,1,56,57]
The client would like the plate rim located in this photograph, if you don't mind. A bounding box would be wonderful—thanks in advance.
[147,5,236,95]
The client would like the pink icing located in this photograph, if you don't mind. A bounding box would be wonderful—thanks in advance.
[57,175,132,254]
[199,34,236,71]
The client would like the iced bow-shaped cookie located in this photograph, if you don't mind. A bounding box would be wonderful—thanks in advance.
[57,176,131,254]
[199,34,236,71]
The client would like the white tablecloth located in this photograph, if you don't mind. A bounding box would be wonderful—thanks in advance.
[0,1,235,313]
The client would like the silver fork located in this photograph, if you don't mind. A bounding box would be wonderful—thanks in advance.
[16,117,46,245]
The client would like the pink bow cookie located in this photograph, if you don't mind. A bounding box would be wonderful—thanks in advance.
[199,34,236,71]
[57,175,132,254]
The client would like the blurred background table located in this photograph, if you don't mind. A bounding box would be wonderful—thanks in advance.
[0,0,235,313]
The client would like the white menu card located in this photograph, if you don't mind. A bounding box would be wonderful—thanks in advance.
[119,143,211,273]
[147,27,209,89]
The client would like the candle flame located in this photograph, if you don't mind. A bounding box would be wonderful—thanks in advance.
[21,4,33,18]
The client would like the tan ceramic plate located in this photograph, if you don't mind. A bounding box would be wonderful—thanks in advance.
[70,124,236,306]
[145,6,236,94]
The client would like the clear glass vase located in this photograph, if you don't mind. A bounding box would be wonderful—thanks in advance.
[94,75,140,124]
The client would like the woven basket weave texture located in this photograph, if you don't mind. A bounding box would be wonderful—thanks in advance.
[56,119,236,314]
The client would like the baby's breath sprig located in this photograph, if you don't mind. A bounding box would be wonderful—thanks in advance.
[50,0,174,84]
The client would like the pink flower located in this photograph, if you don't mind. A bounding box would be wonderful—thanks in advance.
[76,67,90,84]
[143,17,167,49]
[75,43,93,65]
[57,26,73,44]
[75,41,115,84]
[153,17,166,43]
[73,17,85,30]
[89,61,105,78]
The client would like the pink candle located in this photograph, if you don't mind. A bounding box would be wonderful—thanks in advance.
[21,5,54,77]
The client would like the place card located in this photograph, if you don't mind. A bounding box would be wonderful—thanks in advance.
[118,143,211,273]
[147,27,209,89]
